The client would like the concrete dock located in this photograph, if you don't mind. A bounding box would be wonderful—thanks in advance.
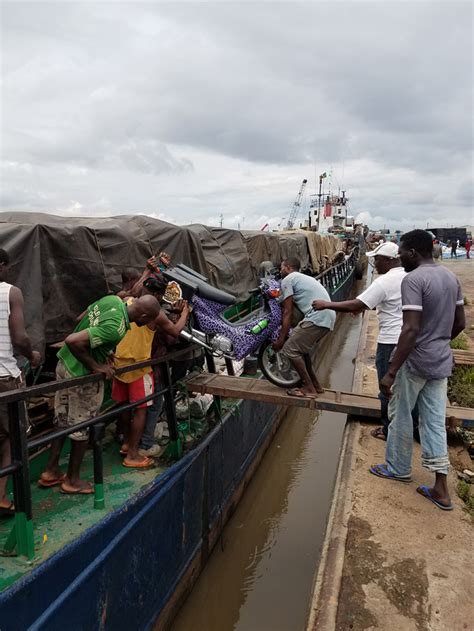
[307,260,473,631]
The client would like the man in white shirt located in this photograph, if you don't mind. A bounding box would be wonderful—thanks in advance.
[313,242,407,439]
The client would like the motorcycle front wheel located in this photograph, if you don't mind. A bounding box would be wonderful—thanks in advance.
[257,340,301,388]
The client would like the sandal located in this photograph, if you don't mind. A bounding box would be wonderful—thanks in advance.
[60,481,94,495]
[369,463,412,483]
[38,473,66,488]
[286,388,317,399]
[122,456,154,469]
[370,427,387,441]
[416,485,453,511]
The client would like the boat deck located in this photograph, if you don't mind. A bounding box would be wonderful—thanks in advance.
[0,432,166,592]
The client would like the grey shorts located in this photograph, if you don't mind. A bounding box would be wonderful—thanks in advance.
[0,375,25,441]
[281,321,329,360]
[54,361,104,442]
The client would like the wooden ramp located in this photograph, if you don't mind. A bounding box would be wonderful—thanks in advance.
[186,373,474,428]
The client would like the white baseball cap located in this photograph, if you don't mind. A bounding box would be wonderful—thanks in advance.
[366,242,400,259]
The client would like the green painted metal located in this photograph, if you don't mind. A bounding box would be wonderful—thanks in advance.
[15,513,35,560]
[164,438,183,460]
[2,513,35,560]
[94,483,105,510]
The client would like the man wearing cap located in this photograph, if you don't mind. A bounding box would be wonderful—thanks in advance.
[313,242,406,440]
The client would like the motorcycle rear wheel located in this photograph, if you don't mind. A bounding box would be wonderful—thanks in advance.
[257,340,301,388]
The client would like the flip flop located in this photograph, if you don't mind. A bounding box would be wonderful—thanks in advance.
[0,502,15,517]
[122,456,154,469]
[38,474,66,488]
[60,482,94,495]
[119,444,129,456]
[370,427,387,441]
[286,388,317,399]
[369,463,412,483]
[416,485,453,511]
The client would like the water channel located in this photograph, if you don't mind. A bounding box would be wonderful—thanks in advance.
[170,306,364,631]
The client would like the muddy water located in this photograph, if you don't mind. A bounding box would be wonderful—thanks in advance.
[171,311,364,631]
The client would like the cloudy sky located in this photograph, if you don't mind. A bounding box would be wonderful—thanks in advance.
[1,1,472,231]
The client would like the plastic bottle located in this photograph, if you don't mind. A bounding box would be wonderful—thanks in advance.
[250,319,269,334]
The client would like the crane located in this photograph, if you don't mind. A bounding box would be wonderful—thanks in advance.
[286,179,308,229]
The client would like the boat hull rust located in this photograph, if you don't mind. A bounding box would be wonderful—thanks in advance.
[0,398,283,631]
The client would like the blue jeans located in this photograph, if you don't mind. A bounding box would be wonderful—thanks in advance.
[386,364,449,477]
[376,343,419,437]
[375,343,396,434]
[140,374,163,450]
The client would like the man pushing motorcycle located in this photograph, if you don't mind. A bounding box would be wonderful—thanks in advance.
[272,258,336,398]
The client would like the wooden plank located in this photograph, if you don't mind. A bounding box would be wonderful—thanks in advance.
[187,374,381,416]
[186,373,474,427]
[452,349,474,366]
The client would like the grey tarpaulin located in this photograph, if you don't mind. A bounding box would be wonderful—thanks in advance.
[0,212,341,350]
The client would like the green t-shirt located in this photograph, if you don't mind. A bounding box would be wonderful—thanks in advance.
[58,295,131,377]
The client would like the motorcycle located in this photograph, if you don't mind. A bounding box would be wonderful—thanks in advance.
[161,263,300,388]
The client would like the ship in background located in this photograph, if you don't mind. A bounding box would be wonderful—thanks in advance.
[276,172,356,235]
[309,172,355,234]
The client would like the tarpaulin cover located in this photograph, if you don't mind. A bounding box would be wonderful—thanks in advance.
[0,212,341,350]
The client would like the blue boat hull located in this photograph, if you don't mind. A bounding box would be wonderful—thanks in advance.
[0,398,283,631]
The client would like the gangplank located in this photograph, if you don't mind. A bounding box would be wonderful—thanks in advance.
[186,373,474,428]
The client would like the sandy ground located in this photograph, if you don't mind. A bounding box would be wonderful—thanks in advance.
[335,259,473,631]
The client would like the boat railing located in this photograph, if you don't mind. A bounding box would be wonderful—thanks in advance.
[0,344,210,560]
[315,246,360,293]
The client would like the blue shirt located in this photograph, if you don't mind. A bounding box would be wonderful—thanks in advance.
[280,272,336,330]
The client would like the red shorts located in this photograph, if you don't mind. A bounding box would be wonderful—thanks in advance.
[112,373,154,408]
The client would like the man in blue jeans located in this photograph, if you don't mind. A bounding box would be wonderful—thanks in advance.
[370,230,465,511]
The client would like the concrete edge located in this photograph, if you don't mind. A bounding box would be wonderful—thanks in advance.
[306,311,370,630]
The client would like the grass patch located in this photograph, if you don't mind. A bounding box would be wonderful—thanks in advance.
[448,365,474,408]
[450,333,469,350]
[456,480,474,518]
[464,295,470,306]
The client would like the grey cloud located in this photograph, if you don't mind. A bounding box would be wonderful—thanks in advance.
[1,2,472,229]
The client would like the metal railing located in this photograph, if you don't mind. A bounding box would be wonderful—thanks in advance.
[0,345,207,560]
[315,246,360,294]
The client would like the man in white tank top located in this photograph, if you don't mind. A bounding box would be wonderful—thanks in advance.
[0,249,41,516]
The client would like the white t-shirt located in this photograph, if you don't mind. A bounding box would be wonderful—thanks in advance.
[357,266,406,344]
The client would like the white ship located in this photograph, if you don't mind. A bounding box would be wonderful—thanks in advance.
[309,173,354,233]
